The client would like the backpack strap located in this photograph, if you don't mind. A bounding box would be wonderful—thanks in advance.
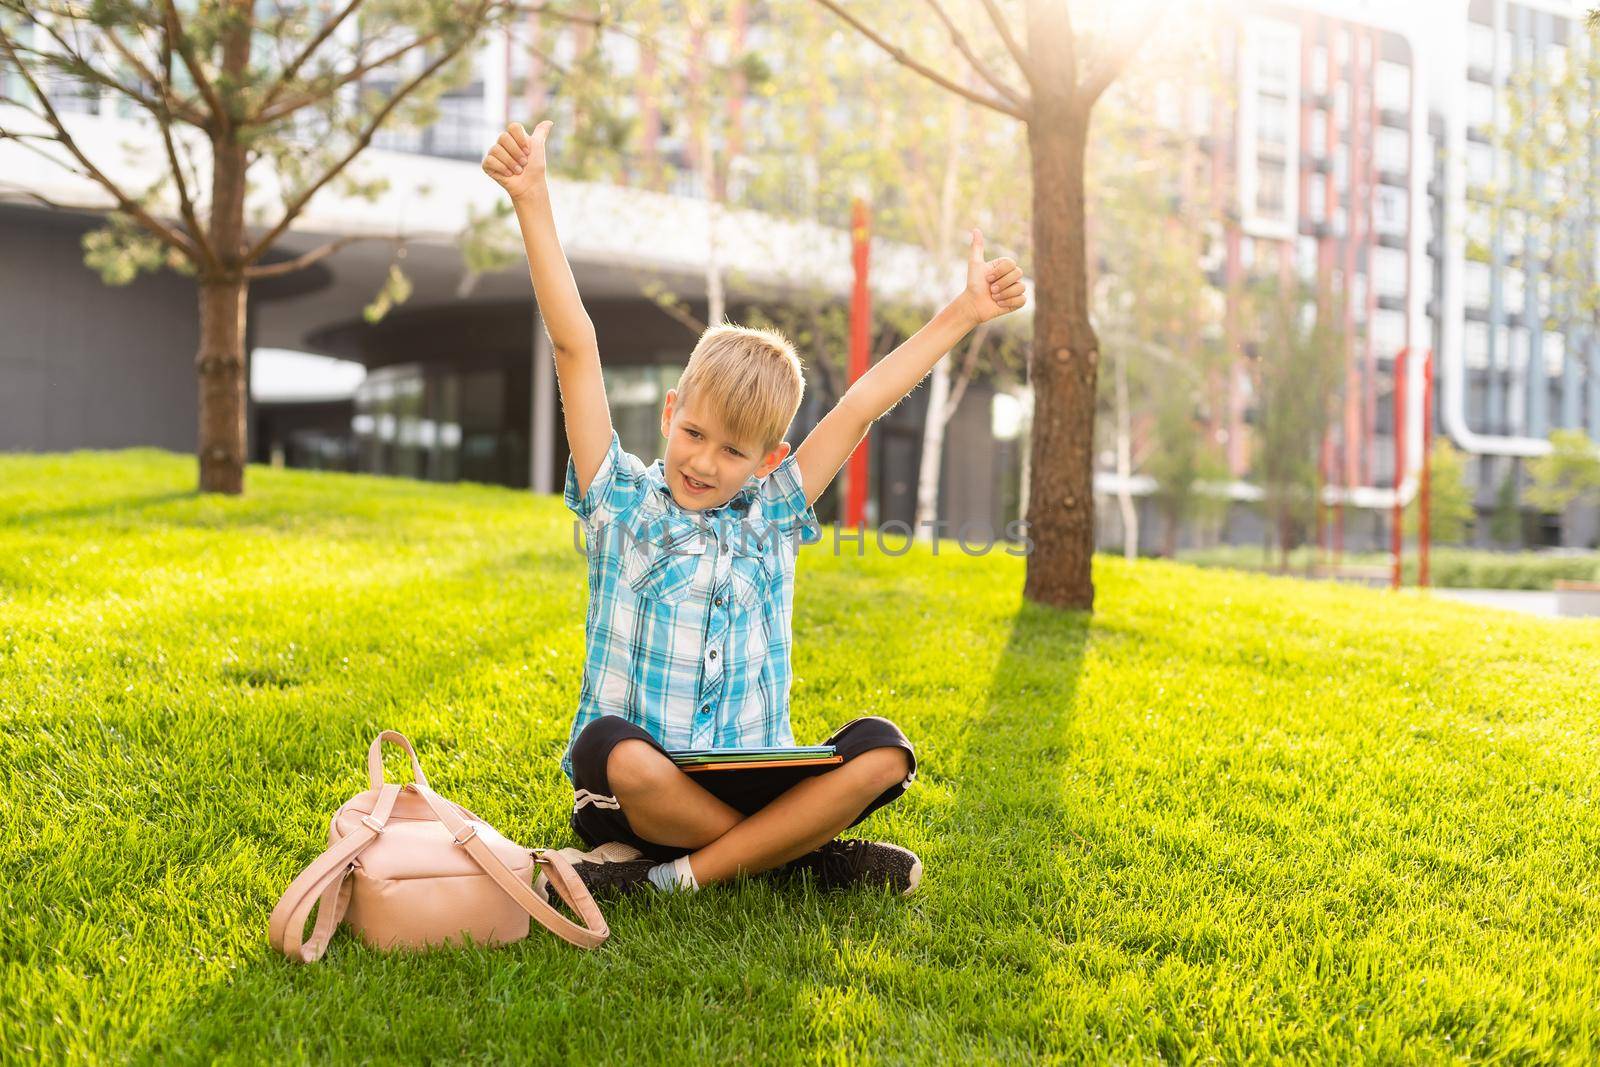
[411,783,610,950]
[268,782,401,962]
[368,730,428,791]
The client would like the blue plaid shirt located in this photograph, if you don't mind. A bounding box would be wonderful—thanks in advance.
[559,428,822,780]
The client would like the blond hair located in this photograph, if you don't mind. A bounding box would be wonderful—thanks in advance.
[672,322,805,454]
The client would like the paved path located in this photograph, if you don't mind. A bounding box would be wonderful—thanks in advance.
[1431,588,1563,618]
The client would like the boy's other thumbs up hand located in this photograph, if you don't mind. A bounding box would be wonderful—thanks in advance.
[483,119,553,202]
[962,226,1027,324]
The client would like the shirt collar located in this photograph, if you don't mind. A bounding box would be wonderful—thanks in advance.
[645,459,759,516]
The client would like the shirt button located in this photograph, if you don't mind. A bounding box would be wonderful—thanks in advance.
[714,595,724,606]
[699,704,710,716]
[708,649,718,660]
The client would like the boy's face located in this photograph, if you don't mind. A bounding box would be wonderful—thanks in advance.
[659,389,789,511]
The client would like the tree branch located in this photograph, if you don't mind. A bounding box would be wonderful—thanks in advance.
[259,2,605,126]
[98,19,209,125]
[2,17,193,126]
[156,32,218,272]
[255,28,444,125]
[243,232,406,279]
[243,8,492,265]
[256,0,365,116]
[0,34,199,261]
[923,0,1028,110]
[978,0,1033,89]
[813,0,1029,121]
[159,0,226,125]
[1080,8,1165,105]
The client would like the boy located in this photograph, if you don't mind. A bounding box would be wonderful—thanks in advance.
[482,120,1026,901]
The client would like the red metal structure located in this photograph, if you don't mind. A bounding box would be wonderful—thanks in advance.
[1391,347,1408,590]
[1420,349,1434,588]
[845,197,872,530]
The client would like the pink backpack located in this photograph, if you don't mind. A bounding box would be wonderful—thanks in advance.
[269,731,608,960]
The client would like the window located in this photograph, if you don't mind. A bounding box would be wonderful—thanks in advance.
[1465,260,1491,309]
[1257,159,1287,218]
[1468,82,1495,128]
[1258,102,1288,149]
[1309,109,1328,155]
[1465,320,1491,369]
[1468,23,1496,70]
[1373,309,1407,355]
[1298,236,1319,281]
[1504,267,1525,315]
[1544,332,1567,376]
[1510,327,1530,372]
[1374,246,1408,298]
[1467,141,1494,187]
[1465,201,1492,256]
[1376,61,1410,112]
[1334,83,1350,128]
[1258,30,1292,94]
[1377,127,1409,173]
[1312,46,1329,93]
[1375,186,1408,237]
[1307,180,1326,223]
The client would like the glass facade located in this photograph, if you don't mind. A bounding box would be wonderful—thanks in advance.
[353,362,531,486]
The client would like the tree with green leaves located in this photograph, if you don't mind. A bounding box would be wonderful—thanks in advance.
[1245,278,1344,571]
[1490,467,1522,547]
[0,0,595,493]
[1405,439,1476,545]
[1527,428,1600,522]
[1090,13,1229,560]
[815,0,1166,611]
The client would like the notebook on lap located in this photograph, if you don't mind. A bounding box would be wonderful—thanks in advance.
[668,745,842,773]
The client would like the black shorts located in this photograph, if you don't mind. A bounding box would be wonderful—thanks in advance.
[567,714,917,862]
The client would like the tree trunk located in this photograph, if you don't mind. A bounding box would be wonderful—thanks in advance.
[199,131,249,495]
[1024,97,1098,609]
[197,277,249,493]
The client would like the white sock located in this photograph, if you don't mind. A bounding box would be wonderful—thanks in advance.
[646,855,700,893]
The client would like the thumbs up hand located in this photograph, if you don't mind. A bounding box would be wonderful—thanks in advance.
[482,119,554,203]
[961,228,1027,324]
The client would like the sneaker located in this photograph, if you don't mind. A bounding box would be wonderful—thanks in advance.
[776,839,923,896]
[540,851,659,908]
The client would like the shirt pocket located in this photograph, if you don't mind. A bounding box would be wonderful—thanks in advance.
[727,539,781,614]
[622,527,707,604]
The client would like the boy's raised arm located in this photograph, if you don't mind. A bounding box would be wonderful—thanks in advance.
[791,229,1027,508]
[482,120,612,499]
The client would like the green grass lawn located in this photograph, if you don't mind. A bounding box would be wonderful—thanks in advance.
[4,450,1600,1064]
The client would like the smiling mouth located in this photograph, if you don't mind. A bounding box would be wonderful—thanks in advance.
[682,472,714,493]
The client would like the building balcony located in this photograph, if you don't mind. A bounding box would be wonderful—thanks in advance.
[1467,65,1495,84]
[1376,232,1407,250]
[1377,293,1406,313]
[1377,167,1408,189]
[1379,108,1409,129]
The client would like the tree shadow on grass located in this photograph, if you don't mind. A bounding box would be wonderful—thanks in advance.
[783,595,1095,1057]
[125,597,1093,1063]
[1,489,196,527]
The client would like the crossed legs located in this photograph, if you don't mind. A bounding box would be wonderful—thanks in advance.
[606,739,911,885]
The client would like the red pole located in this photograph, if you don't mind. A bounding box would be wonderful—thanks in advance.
[845,197,872,530]
[1391,347,1408,591]
[1420,349,1434,588]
